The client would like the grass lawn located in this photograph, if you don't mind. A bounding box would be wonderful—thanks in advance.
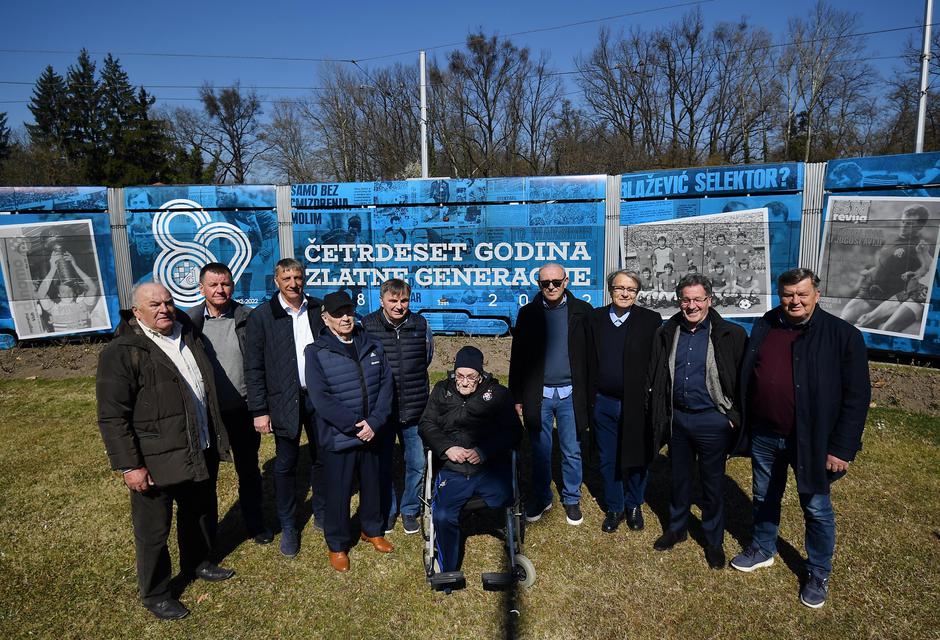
[0,378,937,639]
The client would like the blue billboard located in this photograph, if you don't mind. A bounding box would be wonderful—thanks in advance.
[620,162,805,328]
[821,152,940,356]
[291,176,607,335]
[125,185,278,308]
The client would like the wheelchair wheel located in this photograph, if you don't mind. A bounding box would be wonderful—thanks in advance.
[513,554,536,588]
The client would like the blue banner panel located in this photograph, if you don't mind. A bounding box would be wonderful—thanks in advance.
[125,186,278,309]
[621,163,803,199]
[0,213,119,340]
[0,186,109,212]
[825,152,940,191]
[291,177,607,335]
[621,176,804,330]
[292,175,606,207]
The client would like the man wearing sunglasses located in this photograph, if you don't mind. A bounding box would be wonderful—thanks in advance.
[647,274,747,569]
[509,263,591,526]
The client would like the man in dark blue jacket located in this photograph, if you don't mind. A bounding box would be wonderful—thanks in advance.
[731,268,870,609]
[420,346,522,572]
[245,258,325,557]
[306,291,394,572]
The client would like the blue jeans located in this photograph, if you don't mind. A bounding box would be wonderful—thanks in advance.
[594,393,648,512]
[381,423,426,520]
[750,432,837,577]
[530,390,581,507]
[432,465,512,572]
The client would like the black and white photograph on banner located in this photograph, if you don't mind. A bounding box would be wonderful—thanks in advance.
[818,196,940,341]
[0,220,111,339]
[621,208,772,318]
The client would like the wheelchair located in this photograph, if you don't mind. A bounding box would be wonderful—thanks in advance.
[420,450,536,593]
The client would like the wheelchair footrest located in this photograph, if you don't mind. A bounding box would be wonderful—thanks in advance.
[481,571,515,591]
[429,571,466,591]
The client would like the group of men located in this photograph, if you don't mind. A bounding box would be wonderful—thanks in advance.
[97,259,434,619]
[97,256,869,620]
[508,262,869,610]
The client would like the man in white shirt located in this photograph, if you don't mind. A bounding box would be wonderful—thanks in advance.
[245,258,326,557]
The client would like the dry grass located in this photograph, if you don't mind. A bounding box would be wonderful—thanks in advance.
[0,379,937,639]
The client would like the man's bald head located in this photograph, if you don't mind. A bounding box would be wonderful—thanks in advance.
[131,282,176,335]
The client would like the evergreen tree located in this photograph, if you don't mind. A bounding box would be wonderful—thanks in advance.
[63,48,103,180]
[26,65,67,147]
[0,112,11,164]
[99,54,135,160]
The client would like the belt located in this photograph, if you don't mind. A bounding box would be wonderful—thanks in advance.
[674,405,715,415]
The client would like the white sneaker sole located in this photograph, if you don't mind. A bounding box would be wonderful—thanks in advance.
[525,503,552,523]
[565,515,583,526]
[731,555,775,572]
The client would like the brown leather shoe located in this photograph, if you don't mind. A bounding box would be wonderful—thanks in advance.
[328,551,350,572]
[360,533,394,553]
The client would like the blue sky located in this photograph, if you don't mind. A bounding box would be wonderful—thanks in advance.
[0,0,931,131]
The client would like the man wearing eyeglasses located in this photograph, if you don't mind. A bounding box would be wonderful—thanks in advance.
[731,268,869,609]
[585,270,662,533]
[420,346,522,572]
[509,263,591,526]
[306,291,394,572]
[647,274,747,569]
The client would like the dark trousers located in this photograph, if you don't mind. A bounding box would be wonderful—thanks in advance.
[273,399,325,532]
[667,408,731,548]
[321,444,383,552]
[130,450,218,606]
[431,465,512,572]
[222,408,265,535]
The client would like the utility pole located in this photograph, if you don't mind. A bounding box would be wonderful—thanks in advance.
[916,0,933,152]
[420,51,429,178]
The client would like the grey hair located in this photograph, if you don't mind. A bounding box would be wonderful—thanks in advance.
[675,273,713,298]
[606,270,642,291]
[275,258,303,275]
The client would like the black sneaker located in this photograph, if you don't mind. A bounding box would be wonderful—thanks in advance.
[563,503,583,526]
[525,502,552,523]
[402,514,420,534]
[800,571,829,609]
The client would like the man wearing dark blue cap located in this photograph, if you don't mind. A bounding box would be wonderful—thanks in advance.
[306,291,394,572]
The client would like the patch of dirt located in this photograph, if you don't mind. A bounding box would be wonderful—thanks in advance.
[3,337,938,415]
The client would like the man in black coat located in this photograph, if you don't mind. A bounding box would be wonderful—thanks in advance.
[731,268,870,609]
[647,274,747,569]
[245,258,325,557]
[586,270,662,533]
[420,346,522,572]
[97,283,234,621]
[509,263,591,526]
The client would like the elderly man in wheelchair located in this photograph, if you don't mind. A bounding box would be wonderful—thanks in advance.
[418,346,534,591]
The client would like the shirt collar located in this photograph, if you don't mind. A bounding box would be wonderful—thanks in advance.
[609,306,630,325]
[278,293,308,314]
[203,302,235,319]
[140,320,182,342]
[542,293,568,309]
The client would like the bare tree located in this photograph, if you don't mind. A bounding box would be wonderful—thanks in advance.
[199,82,270,183]
[261,98,320,182]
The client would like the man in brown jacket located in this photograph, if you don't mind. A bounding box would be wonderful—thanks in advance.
[97,283,234,621]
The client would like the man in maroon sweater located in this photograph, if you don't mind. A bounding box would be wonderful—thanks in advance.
[731,268,870,610]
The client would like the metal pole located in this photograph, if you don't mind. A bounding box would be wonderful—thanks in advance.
[420,51,429,178]
[916,0,933,153]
